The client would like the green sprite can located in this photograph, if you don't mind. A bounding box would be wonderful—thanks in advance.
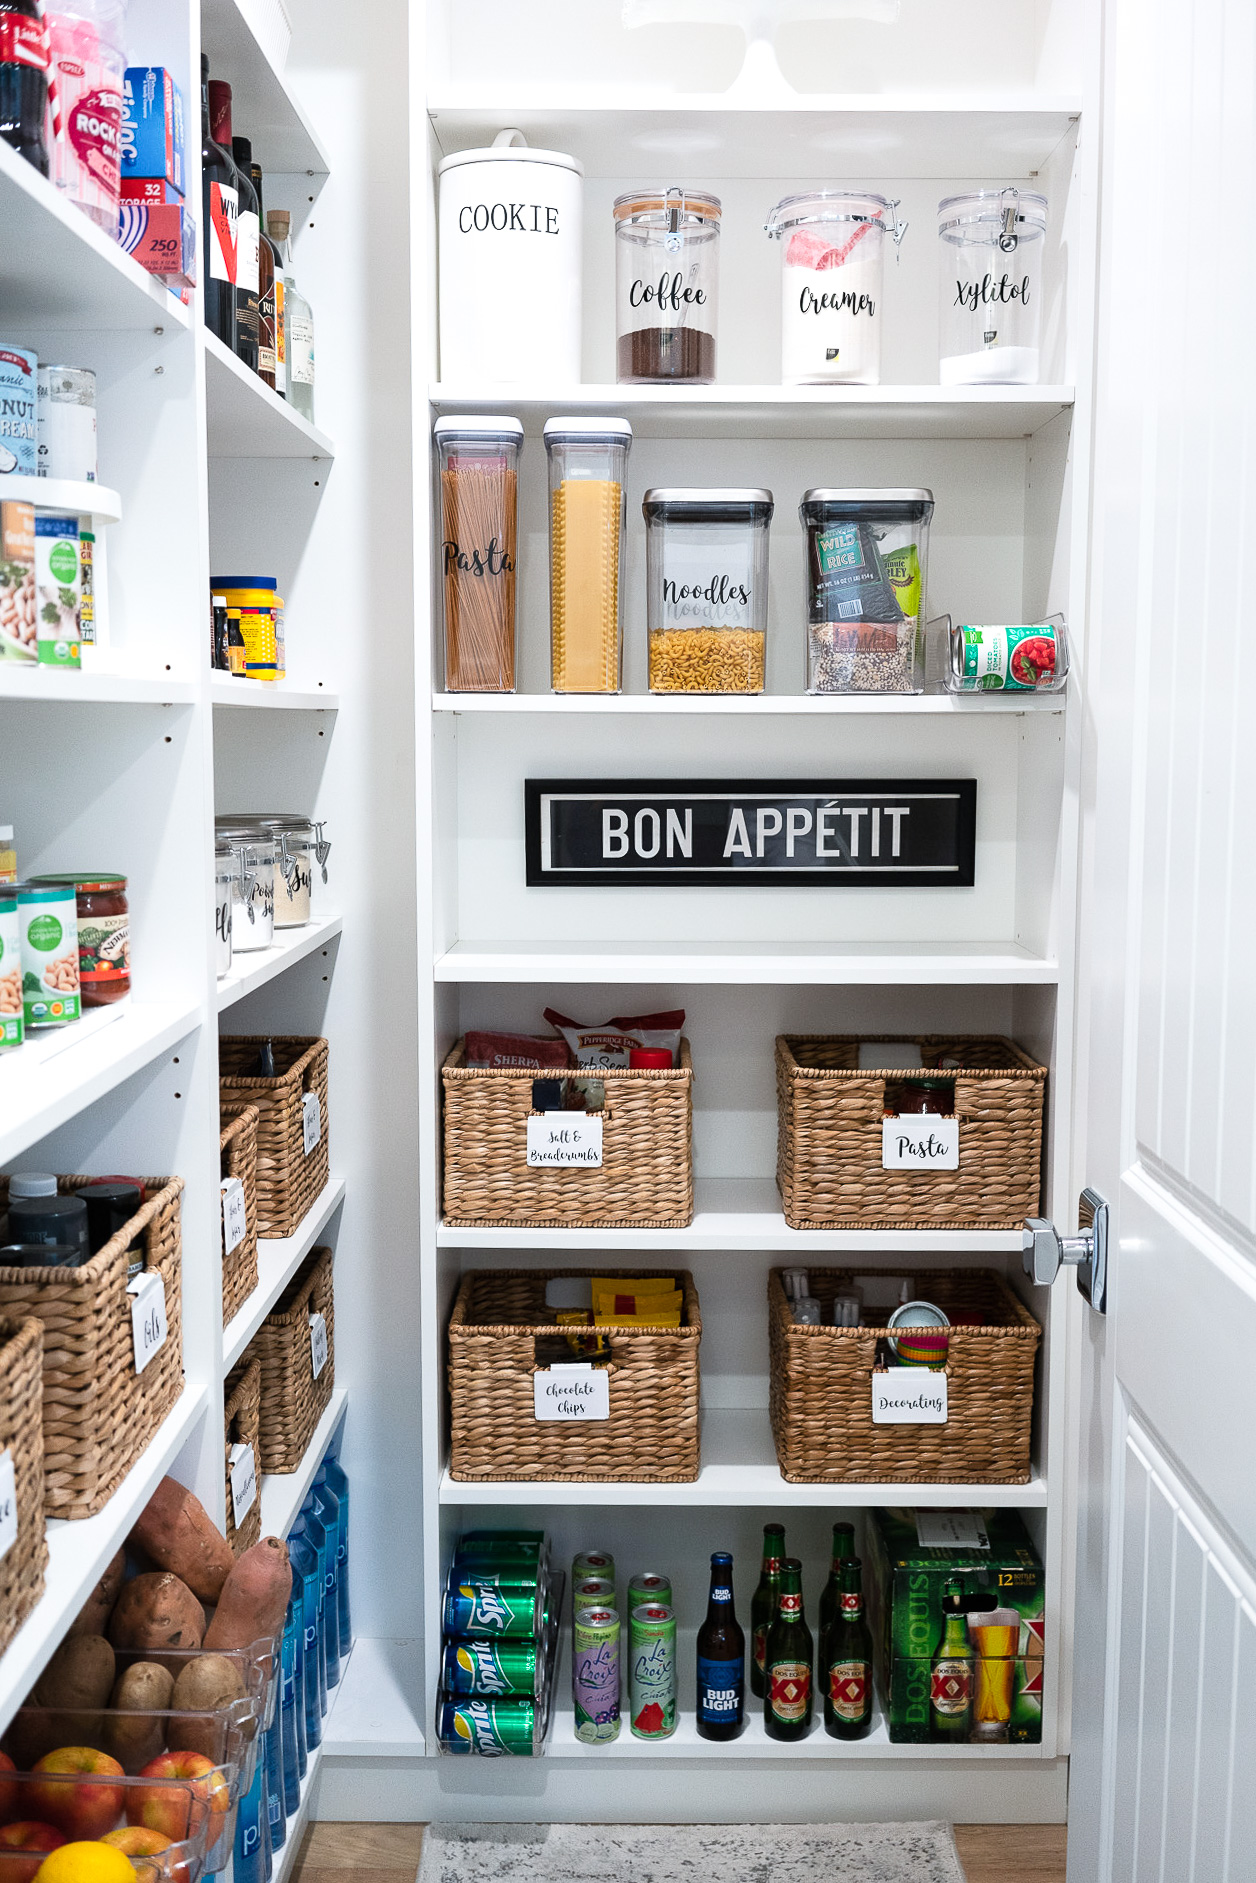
[627,1572,672,1608]
[442,1638,541,1697]
[573,1548,616,1585]
[572,1604,620,1744]
[449,1565,541,1591]
[438,1696,537,1755]
[628,1602,677,1740]
[443,1578,541,1637]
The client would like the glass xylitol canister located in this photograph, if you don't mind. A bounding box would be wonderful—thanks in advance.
[0,891,23,1047]
[629,1602,677,1740]
[573,1604,621,1744]
[765,191,904,385]
[442,1638,541,1698]
[18,878,81,1027]
[939,188,1048,385]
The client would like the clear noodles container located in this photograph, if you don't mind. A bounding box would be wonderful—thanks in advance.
[614,188,720,384]
[215,839,236,977]
[643,488,773,694]
[764,191,903,386]
[544,417,631,694]
[435,416,522,692]
[800,488,934,694]
[938,189,1047,385]
[215,822,276,952]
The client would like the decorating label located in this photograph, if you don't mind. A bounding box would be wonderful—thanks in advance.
[309,1310,329,1379]
[229,1442,257,1526]
[302,1091,322,1156]
[882,1115,960,1170]
[128,1269,168,1374]
[0,1450,16,1561]
[526,1113,603,1167]
[872,1371,948,1424]
[221,1176,247,1255]
[533,1363,610,1422]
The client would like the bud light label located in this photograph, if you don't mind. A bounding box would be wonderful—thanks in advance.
[698,1654,743,1723]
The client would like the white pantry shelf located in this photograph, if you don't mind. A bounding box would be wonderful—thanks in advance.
[200,0,332,174]
[0,1383,210,1737]
[323,1636,424,1759]
[204,331,336,460]
[0,998,203,1164]
[258,1388,348,1540]
[439,1177,1026,1253]
[211,677,340,710]
[434,691,1065,716]
[428,383,1076,442]
[223,1176,347,1370]
[0,476,122,522]
[0,672,196,705]
[436,939,1058,986]
[217,914,343,1011]
[428,94,1081,178]
[440,1408,1047,1508]
[0,139,190,330]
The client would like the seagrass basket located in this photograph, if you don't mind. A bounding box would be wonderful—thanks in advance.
[775,1035,1046,1230]
[219,1037,330,1238]
[243,1244,334,1472]
[0,1316,47,1653]
[0,1175,184,1517]
[220,1102,260,1325]
[223,1358,262,1555]
[448,1267,701,1482]
[768,1268,1041,1483]
[441,1039,694,1229]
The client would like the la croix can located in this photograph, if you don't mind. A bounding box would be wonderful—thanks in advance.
[628,1572,672,1608]
[442,1637,541,1697]
[629,1602,677,1739]
[572,1575,616,1608]
[572,1604,620,1744]
[437,1696,537,1755]
[573,1548,616,1585]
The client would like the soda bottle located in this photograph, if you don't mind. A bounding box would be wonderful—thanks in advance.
[695,1551,745,1741]
[930,1576,974,1741]
[749,1521,785,1700]
[764,1556,813,1741]
[816,1520,857,1636]
[821,1556,873,1740]
[0,0,50,174]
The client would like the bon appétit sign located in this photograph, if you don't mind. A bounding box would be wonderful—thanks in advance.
[525,779,976,888]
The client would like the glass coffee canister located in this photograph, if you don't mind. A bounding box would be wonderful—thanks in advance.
[214,840,236,979]
[614,188,720,383]
[938,188,1048,384]
[643,488,773,693]
[435,415,522,691]
[800,488,934,694]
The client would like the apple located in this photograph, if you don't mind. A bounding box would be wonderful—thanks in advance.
[27,1750,125,1842]
[100,1828,173,1856]
[0,1753,18,1827]
[128,1753,228,1845]
[0,1820,66,1883]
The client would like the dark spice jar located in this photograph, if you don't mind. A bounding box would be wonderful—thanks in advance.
[30,873,130,1005]
[614,187,720,383]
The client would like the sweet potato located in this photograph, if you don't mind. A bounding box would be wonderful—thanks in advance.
[28,1634,116,1755]
[108,1572,206,1653]
[131,1477,234,1605]
[170,1654,246,1714]
[107,1663,173,1771]
[66,1549,125,1638]
[203,1537,291,1650]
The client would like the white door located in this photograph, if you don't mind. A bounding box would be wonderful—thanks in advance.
[1067,0,1256,1874]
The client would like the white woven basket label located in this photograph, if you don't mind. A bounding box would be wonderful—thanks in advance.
[0,1450,16,1560]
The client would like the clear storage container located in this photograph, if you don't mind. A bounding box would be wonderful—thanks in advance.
[614,188,720,383]
[765,190,903,385]
[938,189,1047,385]
[215,839,236,978]
[945,614,1069,693]
[643,488,773,694]
[215,821,276,952]
[435,416,521,692]
[242,813,331,926]
[800,488,934,694]
[544,417,631,694]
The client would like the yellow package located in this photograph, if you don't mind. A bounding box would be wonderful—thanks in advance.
[594,1310,683,1329]
[594,1290,684,1323]
[597,1276,676,1296]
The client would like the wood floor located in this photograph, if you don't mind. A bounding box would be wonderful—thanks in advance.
[293,1820,1067,1881]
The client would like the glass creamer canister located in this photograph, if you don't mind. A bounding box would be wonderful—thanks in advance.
[938,189,1047,384]
[615,188,720,383]
[643,488,773,694]
[765,191,904,385]
[214,840,236,978]
[214,822,276,952]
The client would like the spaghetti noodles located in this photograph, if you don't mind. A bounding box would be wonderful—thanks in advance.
[436,418,522,692]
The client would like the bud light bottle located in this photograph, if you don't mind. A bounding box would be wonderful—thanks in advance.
[696,1551,745,1741]
[0,0,50,174]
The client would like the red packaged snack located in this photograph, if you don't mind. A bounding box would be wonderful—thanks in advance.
[463,1030,570,1070]
[543,1008,684,1069]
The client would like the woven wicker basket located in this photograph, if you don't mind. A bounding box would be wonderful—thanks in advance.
[0,1176,184,1518]
[223,1358,262,1555]
[219,1037,330,1239]
[441,1039,694,1229]
[775,1035,1047,1230]
[0,1316,47,1653]
[220,1103,260,1326]
[768,1268,1041,1483]
[243,1245,334,1473]
[448,1268,701,1482]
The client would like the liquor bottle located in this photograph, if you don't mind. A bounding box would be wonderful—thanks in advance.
[817,1520,857,1635]
[267,208,315,422]
[821,1556,873,1740]
[930,1576,974,1741]
[252,160,284,395]
[232,135,266,377]
[749,1521,785,1699]
[764,1556,812,1741]
[199,56,237,348]
[0,0,49,174]
[207,82,258,371]
[696,1551,745,1741]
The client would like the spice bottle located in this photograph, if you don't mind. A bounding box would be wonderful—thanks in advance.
[615,188,720,383]
[435,416,521,693]
[544,418,631,694]
[643,488,772,693]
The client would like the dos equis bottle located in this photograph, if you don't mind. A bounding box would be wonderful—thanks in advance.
[822,1555,873,1740]
[764,1556,812,1741]
[817,1519,857,1636]
[749,1521,785,1699]
[931,1575,974,1741]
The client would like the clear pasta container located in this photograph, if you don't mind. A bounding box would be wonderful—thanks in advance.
[764,190,903,386]
[800,488,934,694]
[944,613,1069,692]
[614,188,720,383]
[435,416,522,692]
[643,488,773,694]
[938,189,1047,385]
[544,417,631,694]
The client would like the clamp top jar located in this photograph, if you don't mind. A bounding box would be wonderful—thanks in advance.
[614,188,721,384]
[213,819,277,952]
[938,188,1048,385]
[800,488,934,695]
[765,191,904,386]
[230,813,331,928]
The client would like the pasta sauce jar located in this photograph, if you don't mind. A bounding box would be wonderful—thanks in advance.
[28,873,129,1005]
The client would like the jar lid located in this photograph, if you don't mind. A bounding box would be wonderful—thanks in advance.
[938,188,1047,232]
[801,488,934,525]
[433,415,524,441]
[232,813,318,832]
[438,143,583,179]
[8,1173,57,1198]
[211,576,277,590]
[28,873,125,890]
[643,488,774,524]
[613,187,721,222]
[15,880,74,900]
[543,417,633,442]
[765,189,893,235]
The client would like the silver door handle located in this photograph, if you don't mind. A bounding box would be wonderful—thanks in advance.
[1022,1187,1108,1314]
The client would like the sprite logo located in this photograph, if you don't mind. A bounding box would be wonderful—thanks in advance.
[451,1699,507,1756]
[26,913,62,952]
[458,1582,512,1631]
[455,1640,510,1695]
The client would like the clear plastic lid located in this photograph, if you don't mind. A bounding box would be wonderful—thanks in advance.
[938,189,1047,236]
[613,187,721,225]
[434,415,524,442]
[765,190,894,235]
[543,417,632,445]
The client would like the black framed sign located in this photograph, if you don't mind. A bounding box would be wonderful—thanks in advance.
[525,778,977,888]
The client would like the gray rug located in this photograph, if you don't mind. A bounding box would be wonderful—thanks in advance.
[418,1821,966,1883]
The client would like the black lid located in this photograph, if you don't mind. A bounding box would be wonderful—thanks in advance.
[643,487,774,526]
[801,487,934,526]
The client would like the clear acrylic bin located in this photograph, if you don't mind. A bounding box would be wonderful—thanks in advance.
[800,489,934,694]
[944,613,1069,692]
[643,488,772,694]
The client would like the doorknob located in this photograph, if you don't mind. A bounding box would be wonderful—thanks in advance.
[1022,1187,1108,1314]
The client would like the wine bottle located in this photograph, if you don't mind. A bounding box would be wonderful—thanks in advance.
[199,57,237,348]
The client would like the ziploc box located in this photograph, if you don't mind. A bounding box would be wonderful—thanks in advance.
[120,177,183,206]
[865,1508,1045,1745]
[121,66,186,194]
[117,202,197,289]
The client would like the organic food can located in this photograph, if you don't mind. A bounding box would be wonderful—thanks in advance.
[37,366,97,481]
[948,619,1069,693]
[442,1579,542,1637]
[629,1602,677,1739]
[29,875,128,1006]
[0,346,38,477]
[0,500,36,662]
[18,880,81,1027]
[437,1697,538,1755]
[441,1638,541,1698]
[573,1604,621,1744]
[34,511,81,667]
[627,1573,672,1608]
[0,893,23,1047]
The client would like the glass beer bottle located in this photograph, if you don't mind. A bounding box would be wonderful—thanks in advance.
[817,1520,857,1636]
[764,1557,812,1741]
[822,1556,873,1740]
[749,1522,786,1700]
[930,1576,974,1741]
[696,1552,745,1741]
